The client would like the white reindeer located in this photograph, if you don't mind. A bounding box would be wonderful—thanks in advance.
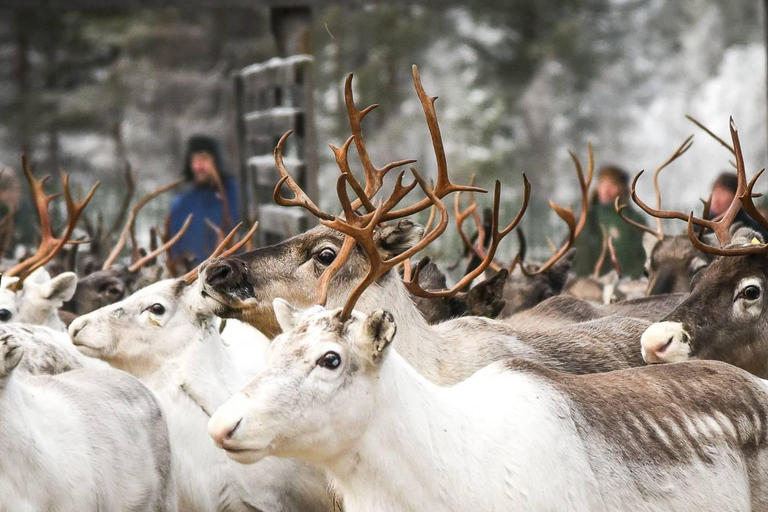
[69,278,335,512]
[0,332,176,511]
[209,299,768,512]
[0,267,77,331]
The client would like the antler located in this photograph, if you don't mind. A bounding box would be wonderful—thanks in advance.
[10,172,100,288]
[333,74,417,211]
[102,177,184,270]
[521,144,593,276]
[182,219,259,284]
[618,135,693,239]
[326,170,449,320]
[127,214,193,273]
[684,121,768,256]
[6,158,100,280]
[404,177,530,299]
[636,118,756,253]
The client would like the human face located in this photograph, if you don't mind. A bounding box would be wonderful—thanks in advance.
[710,185,735,217]
[191,152,218,187]
[597,177,622,205]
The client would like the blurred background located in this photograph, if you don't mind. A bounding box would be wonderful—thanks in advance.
[0,0,765,263]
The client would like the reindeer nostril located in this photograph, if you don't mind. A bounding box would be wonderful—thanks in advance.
[227,418,242,440]
[205,262,238,289]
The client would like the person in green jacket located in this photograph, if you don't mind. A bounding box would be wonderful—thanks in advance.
[571,164,648,279]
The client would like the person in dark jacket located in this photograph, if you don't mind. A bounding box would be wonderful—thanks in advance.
[572,165,648,279]
[168,135,240,265]
[706,171,768,238]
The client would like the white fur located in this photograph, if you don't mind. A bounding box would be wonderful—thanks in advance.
[0,268,77,331]
[69,279,334,512]
[641,321,691,363]
[0,336,176,511]
[209,303,765,511]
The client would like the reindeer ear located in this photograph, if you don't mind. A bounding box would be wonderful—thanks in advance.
[547,249,575,292]
[0,334,23,375]
[272,298,302,333]
[40,272,78,303]
[376,220,424,259]
[465,269,507,318]
[642,232,658,260]
[362,309,396,363]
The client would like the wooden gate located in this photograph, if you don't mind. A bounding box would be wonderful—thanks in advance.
[234,54,318,247]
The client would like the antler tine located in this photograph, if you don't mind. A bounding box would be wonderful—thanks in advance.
[5,156,62,277]
[343,74,417,205]
[738,168,768,234]
[274,131,335,221]
[102,177,184,270]
[614,197,663,240]
[330,136,377,214]
[128,214,193,272]
[205,218,226,247]
[653,134,694,236]
[384,66,485,220]
[523,200,577,276]
[182,219,260,284]
[454,175,507,272]
[405,176,531,299]
[523,145,592,276]
[685,115,736,156]
[569,143,594,239]
[218,219,259,259]
[13,173,100,287]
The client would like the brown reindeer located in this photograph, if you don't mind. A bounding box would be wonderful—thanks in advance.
[637,119,768,376]
[200,66,651,386]
[614,134,710,296]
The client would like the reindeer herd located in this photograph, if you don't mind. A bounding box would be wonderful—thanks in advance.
[2,65,768,511]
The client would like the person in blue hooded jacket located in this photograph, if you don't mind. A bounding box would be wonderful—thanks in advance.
[168,135,241,265]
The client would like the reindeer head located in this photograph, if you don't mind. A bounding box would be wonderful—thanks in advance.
[0,268,77,329]
[639,120,768,376]
[201,66,525,334]
[208,299,396,465]
[68,221,257,370]
[200,220,425,335]
[68,278,215,371]
[643,233,709,295]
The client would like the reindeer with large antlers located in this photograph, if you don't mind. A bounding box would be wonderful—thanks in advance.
[200,66,653,383]
[635,119,768,377]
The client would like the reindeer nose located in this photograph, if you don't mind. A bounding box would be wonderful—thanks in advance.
[204,258,247,290]
[641,321,691,364]
[68,317,88,341]
[209,416,243,448]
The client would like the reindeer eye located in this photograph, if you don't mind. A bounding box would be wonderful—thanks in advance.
[147,303,166,315]
[741,285,761,301]
[0,309,12,322]
[317,351,341,370]
[313,248,337,266]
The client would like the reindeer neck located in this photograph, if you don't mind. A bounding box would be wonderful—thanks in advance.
[159,316,243,413]
[354,275,448,383]
[0,375,64,474]
[322,350,496,511]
